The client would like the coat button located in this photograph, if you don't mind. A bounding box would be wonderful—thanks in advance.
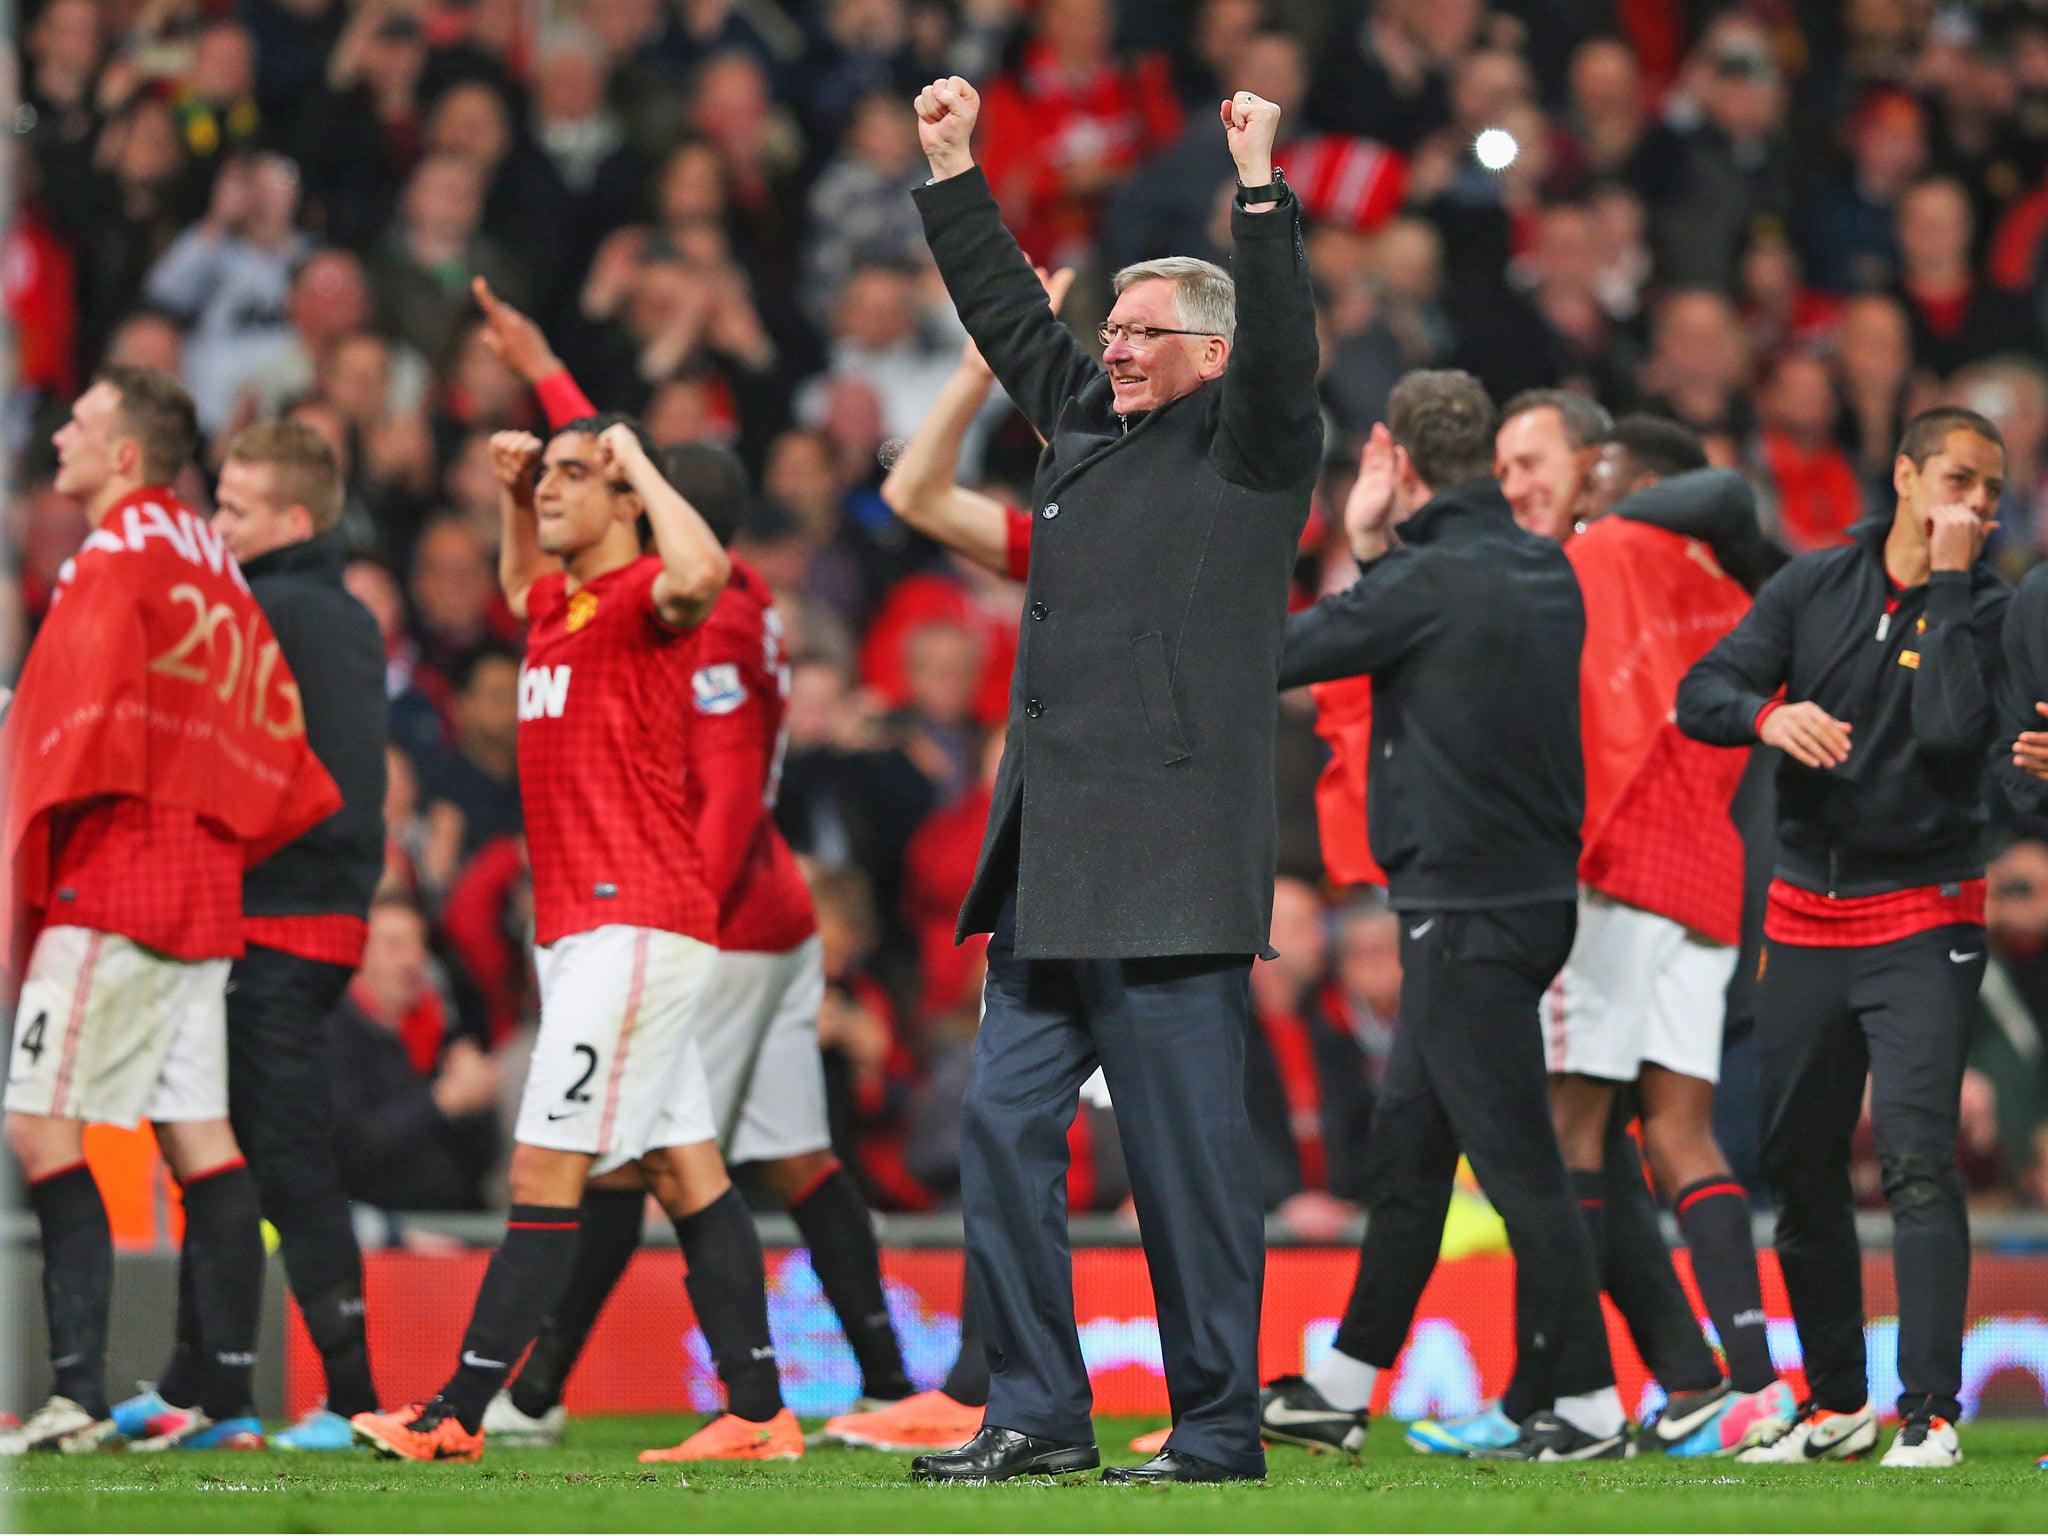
[1026,697,1044,718]
[1042,502,1059,519]
[1030,601,1048,620]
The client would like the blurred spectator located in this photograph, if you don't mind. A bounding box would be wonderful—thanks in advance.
[859,557,1018,732]
[1319,216,1451,438]
[804,92,929,325]
[791,0,923,155]
[759,425,921,631]
[1832,291,1915,505]
[1738,228,1841,362]
[797,262,956,447]
[141,151,307,430]
[1637,286,1754,454]
[1953,357,2048,562]
[346,555,447,762]
[812,864,927,1209]
[1304,0,1472,152]
[1639,12,1797,295]
[1892,173,2043,380]
[241,248,429,422]
[1104,27,1311,272]
[526,28,646,296]
[369,152,531,365]
[775,655,938,941]
[174,21,265,179]
[1974,839,2048,1204]
[296,3,430,248]
[52,92,196,375]
[1322,897,1402,1094]
[1563,36,1646,182]
[407,514,512,681]
[1752,351,1865,552]
[902,729,1002,1033]
[1805,88,1927,295]
[975,0,1182,267]
[1245,878,1373,1230]
[420,644,523,865]
[327,893,503,1212]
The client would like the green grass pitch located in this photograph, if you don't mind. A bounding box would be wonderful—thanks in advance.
[9,1416,2047,1532]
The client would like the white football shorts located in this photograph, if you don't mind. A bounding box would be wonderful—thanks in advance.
[659,935,832,1163]
[5,926,230,1125]
[1542,892,1735,1085]
[516,925,717,1174]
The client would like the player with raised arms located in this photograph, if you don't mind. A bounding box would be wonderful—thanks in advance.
[351,407,799,1461]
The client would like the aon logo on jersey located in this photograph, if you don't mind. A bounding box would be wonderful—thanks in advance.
[519,663,572,720]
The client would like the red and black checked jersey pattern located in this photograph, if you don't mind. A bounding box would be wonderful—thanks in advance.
[44,797,244,960]
[1581,724,1750,947]
[1764,877,1986,948]
[518,557,718,948]
[682,558,816,954]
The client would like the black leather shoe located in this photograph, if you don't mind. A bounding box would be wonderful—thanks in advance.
[1102,1448,1260,1484]
[908,1425,1100,1483]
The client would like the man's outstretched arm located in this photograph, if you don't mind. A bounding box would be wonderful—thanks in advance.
[910,78,1098,438]
[1213,92,1322,493]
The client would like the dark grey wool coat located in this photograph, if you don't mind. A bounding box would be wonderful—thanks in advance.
[912,167,1322,959]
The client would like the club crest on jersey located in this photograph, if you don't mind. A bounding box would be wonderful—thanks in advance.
[693,663,744,715]
[566,589,600,633]
[519,663,572,720]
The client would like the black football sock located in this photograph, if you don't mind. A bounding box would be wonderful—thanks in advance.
[437,1205,583,1433]
[269,1171,378,1417]
[155,1240,204,1408]
[180,1160,265,1421]
[298,1282,377,1419]
[29,1163,114,1418]
[788,1166,912,1402]
[1677,1178,1776,1393]
[940,1263,989,1408]
[673,1187,782,1423]
[1601,1127,1722,1393]
[509,1187,644,1419]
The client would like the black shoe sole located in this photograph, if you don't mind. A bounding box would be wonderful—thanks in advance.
[1102,1467,1263,1484]
[909,1445,1101,1483]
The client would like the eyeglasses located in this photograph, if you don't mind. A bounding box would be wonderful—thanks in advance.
[1098,322,1220,348]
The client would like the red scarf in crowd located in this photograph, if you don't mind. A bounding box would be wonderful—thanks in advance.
[6,488,342,951]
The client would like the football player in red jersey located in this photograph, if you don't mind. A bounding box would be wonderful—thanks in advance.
[352,412,802,1463]
[468,280,922,1455]
[4,369,341,1455]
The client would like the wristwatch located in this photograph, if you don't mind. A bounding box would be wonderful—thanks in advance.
[1235,167,1287,206]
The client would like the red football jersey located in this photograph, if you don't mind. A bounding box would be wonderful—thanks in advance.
[518,557,718,948]
[683,559,816,954]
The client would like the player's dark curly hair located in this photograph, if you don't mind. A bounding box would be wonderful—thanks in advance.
[552,413,657,489]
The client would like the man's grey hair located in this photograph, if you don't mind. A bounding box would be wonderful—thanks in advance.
[1499,387,1612,451]
[1111,257,1237,343]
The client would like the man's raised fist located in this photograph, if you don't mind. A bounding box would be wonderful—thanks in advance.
[1220,90,1282,191]
[914,76,980,181]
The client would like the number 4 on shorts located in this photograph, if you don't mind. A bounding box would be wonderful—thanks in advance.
[16,1011,48,1065]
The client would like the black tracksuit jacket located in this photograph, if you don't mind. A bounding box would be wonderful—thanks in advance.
[1675,515,2009,897]
[1279,482,1586,910]
[241,534,389,923]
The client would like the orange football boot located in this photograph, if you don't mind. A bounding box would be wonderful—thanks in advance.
[350,1404,485,1462]
[817,1389,985,1452]
[1128,1425,1172,1454]
[639,1408,804,1462]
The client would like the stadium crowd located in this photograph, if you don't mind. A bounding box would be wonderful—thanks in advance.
[12,0,2048,1229]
